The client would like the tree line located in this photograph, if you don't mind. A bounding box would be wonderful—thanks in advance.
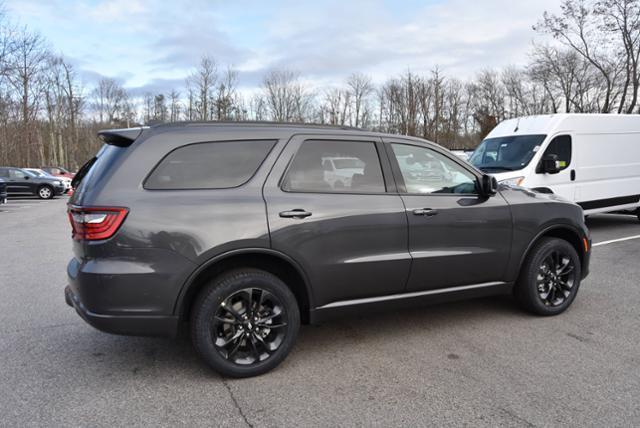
[0,0,639,170]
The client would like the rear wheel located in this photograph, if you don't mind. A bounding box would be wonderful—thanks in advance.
[37,185,54,199]
[514,237,581,316]
[191,268,300,378]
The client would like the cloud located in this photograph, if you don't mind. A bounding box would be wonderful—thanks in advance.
[126,77,186,96]
[148,31,249,72]
[7,0,561,95]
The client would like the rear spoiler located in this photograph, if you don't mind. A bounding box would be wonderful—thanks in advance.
[97,127,146,147]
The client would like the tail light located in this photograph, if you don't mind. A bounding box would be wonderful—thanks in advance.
[67,206,128,241]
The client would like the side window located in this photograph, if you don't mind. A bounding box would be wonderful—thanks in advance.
[282,140,385,193]
[145,140,276,190]
[391,144,477,194]
[540,135,571,171]
[9,169,24,179]
[0,168,8,178]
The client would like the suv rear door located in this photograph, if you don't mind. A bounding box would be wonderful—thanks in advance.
[384,138,512,291]
[264,134,411,308]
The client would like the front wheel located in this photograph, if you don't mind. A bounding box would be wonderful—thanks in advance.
[191,269,300,378]
[37,185,54,199]
[514,237,581,316]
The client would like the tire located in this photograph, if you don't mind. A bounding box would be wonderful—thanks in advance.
[191,268,300,378]
[514,237,581,316]
[37,185,54,199]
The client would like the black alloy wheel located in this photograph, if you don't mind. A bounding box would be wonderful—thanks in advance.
[515,237,582,316]
[212,288,289,365]
[191,269,300,378]
[535,250,576,307]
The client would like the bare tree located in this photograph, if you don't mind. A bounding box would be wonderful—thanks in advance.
[6,28,49,165]
[214,66,238,120]
[153,93,167,122]
[595,0,640,112]
[535,0,623,112]
[186,55,217,120]
[262,69,313,122]
[169,89,181,122]
[321,88,351,125]
[93,77,127,124]
[346,73,373,127]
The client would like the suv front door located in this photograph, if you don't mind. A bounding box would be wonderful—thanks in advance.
[385,139,512,291]
[264,134,411,308]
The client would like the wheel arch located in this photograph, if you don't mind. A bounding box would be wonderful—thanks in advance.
[517,224,585,278]
[174,248,314,324]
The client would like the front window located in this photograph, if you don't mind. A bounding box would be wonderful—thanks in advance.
[391,144,477,194]
[470,134,546,172]
[538,135,571,172]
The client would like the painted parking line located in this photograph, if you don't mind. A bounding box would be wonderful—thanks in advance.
[593,234,640,247]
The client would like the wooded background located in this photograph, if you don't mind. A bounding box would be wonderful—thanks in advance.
[0,0,639,170]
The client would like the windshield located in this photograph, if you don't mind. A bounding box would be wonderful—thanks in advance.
[26,169,46,177]
[470,134,546,172]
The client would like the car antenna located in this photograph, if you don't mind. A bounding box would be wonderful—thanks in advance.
[514,117,520,133]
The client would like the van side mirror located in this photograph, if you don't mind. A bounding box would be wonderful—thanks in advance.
[480,174,498,197]
[541,154,560,174]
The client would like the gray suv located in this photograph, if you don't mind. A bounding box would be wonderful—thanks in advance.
[65,123,591,377]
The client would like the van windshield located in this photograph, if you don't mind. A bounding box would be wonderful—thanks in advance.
[469,134,546,172]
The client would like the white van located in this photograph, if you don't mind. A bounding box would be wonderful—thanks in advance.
[469,114,640,218]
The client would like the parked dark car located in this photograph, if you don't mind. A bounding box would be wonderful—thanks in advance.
[65,123,591,378]
[0,177,7,204]
[0,167,66,199]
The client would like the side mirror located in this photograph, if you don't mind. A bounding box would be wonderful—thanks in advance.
[541,154,560,174]
[480,174,498,197]
[24,175,30,180]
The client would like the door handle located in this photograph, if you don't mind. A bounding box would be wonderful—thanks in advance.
[279,209,312,219]
[570,169,576,181]
[412,208,438,217]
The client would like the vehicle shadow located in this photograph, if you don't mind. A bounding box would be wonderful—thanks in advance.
[55,294,522,381]
[585,213,638,228]
[5,196,67,202]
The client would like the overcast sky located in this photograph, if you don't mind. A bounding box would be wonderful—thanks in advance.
[7,0,561,95]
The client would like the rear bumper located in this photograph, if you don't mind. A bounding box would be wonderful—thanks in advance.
[65,285,179,337]
[65,253,193,338]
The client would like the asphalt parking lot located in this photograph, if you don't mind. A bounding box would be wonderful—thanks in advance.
[1,197,639,427]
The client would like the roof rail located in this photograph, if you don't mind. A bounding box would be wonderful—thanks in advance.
[150,120,365,132]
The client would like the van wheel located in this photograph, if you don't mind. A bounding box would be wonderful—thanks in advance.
[37,185,54,199]
[191,268,300,378]
[514,237,581,316]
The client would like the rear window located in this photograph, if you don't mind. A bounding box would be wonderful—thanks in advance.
[74,144,125,192]
[144,140,276,190]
